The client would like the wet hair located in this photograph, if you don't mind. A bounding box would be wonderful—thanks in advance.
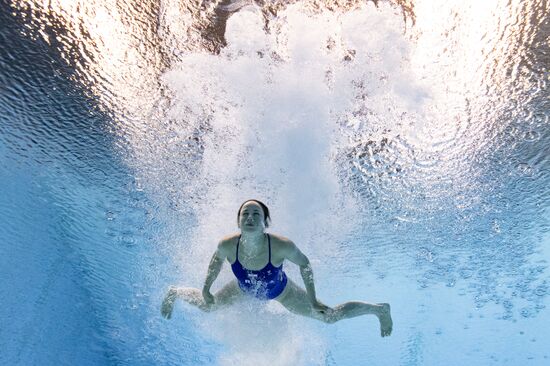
[237,199,271,228]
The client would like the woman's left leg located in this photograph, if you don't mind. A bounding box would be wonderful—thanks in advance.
[274,279,328,322]
[275,279,393,336]
[331,302,393,336]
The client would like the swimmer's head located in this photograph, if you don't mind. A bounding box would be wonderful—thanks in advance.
[237,199,271,230]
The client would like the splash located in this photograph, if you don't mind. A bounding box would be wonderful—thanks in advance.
[4,0,548,364]
[160,2,413,364]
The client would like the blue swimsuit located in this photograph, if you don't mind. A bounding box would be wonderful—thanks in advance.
[231,234,288,300]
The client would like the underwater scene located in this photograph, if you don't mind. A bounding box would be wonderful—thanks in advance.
[0,0,549,365]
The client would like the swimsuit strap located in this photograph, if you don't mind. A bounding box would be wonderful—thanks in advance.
[267,233,271,264]
[236,235,241,261]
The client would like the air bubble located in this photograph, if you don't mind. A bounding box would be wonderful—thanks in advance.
[524,130,540,142]
[516,162,534,176]
[534,286,547,297]
[520,308,533,318]
[418,247,434,262]
[491,220,501,233]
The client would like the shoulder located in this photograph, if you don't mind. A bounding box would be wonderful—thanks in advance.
[217,234,239,256]
[268,233,297,253]
[269,233,308,265]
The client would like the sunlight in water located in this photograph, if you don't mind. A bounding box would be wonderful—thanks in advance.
[3,0,548,364]
[12,0,162,121]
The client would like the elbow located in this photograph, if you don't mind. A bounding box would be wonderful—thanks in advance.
[300,260,312,271]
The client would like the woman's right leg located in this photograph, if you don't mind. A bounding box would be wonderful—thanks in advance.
[161,280,244,318]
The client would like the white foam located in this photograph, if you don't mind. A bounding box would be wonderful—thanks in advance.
[160,2,418,364]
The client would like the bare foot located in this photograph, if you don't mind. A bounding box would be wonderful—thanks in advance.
[378,303,393,337]
[161,287,178,319]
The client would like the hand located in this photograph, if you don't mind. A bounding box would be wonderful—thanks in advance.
[202,289,215,305]
[161,287,178,319]
[312,299,330,315]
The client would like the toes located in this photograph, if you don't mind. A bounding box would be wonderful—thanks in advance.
[380,327,392,337]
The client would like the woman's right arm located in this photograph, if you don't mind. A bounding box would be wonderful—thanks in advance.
[201,241,227,302]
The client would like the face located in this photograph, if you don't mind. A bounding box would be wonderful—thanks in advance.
[238,201,266,232]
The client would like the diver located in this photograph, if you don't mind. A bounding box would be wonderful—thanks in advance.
[161,199,393,337]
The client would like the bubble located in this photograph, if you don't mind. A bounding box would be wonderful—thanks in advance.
[523,130,540,142]
[534,286,547,297]
[520,308,533,318]
[516,162,534,176]
[491,220,501,233]
[118,234,137,247]
[417,247,434,262]
[503,300,513,310]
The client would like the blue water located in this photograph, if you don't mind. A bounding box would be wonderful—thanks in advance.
[1,0,549,365]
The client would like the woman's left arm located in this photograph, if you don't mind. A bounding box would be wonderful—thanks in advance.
[284,241,319,304]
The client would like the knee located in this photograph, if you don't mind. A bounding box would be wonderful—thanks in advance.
[199,303,214,313]
[321,312,338,324]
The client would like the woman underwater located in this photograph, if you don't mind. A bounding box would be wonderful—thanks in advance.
[161,199,393,337]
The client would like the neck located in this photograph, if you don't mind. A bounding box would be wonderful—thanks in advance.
[240,230,265,242]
